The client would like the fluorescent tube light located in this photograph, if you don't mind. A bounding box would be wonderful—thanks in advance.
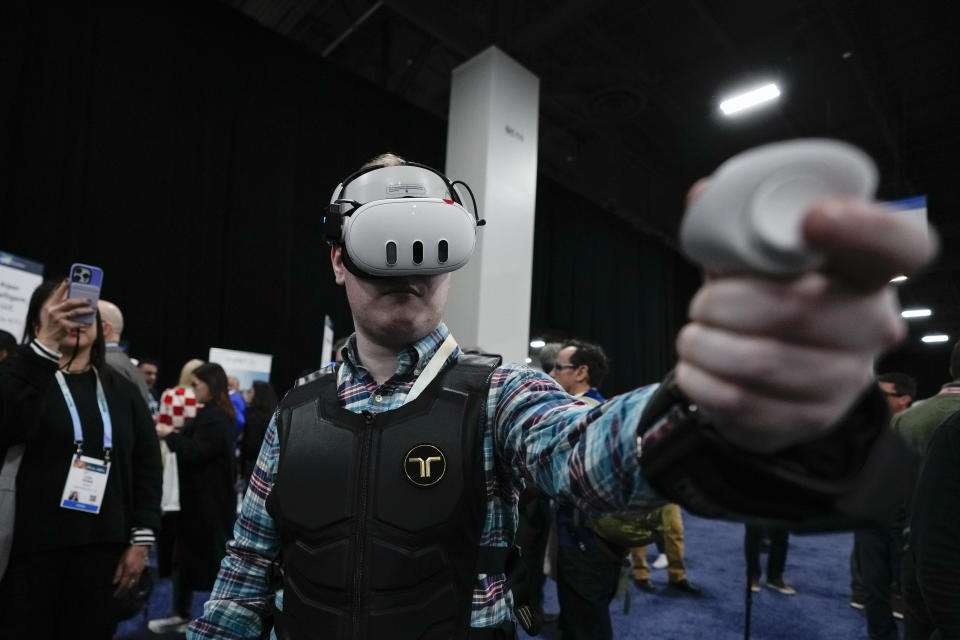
[889,275,908,283]
[529,339,546,349]
[720,83,781,116]
[901,308,932,318]
[921,334,949,344]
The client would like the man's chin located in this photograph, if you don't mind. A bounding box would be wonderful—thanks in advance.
[368,317,438,349]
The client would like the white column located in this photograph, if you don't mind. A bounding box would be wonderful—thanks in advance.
[444,46,539,364]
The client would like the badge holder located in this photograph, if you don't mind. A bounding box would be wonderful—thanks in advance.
[55,368,114,515]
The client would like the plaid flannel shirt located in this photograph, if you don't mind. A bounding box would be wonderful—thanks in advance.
[188,323,661,639]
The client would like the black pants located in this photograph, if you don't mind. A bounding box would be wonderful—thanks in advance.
[157,512,178,578]
[172,565,195,617]
[556,539,624,640]
[856,527,901,640]
[745,525,788,581]
[852,542,865,594]
[0,542,124,639]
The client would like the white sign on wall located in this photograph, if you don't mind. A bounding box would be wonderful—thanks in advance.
[0,251,44,341]
[320,315,334,366]
[208,347,273,391]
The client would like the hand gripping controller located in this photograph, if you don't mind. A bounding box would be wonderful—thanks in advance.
[640,140,914,530]
[680,139,878,275]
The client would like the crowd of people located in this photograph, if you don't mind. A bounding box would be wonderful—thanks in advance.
[0,151,957,640]
[0,287,279,638]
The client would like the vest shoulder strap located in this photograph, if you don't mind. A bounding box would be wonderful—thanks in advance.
[441,353,502,394]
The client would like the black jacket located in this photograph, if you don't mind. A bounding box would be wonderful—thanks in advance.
[166,403,236,590]
[909,409,960,636]
[0,345,161,556]
[240,404,273,481]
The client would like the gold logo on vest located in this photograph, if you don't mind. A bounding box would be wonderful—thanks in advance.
[404,444,446,487]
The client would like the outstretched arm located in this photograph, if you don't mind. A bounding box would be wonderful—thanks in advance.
[493,366,662,514]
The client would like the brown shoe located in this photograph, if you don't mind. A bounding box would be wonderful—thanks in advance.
[667,579,702,597]
[633,578,656,593]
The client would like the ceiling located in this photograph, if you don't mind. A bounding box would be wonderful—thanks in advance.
[219,0,960,358]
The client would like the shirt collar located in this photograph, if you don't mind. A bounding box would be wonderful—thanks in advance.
[341,322,452,381]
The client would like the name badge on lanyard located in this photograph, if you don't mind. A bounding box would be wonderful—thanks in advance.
[55,369,113,514]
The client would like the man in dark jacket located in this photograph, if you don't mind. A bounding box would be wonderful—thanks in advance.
[904,408,960,639]
[895,341,960,638]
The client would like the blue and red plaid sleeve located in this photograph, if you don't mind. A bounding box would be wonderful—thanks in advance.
[492,364,662,513]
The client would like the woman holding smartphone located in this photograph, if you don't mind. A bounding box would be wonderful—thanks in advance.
[152,362,236,634]
[0,280,161,638]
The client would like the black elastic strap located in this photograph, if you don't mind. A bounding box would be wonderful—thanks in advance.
[476,545,511,574]
[638,371,911,531]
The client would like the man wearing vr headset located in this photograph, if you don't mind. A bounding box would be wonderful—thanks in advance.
[189,154,934,640]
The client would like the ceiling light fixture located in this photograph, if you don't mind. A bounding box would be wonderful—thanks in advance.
[901,308,932,319]
[889,275,908,283]
[719,83,781,116]
[529,339,546,349]
[921,334,950,344]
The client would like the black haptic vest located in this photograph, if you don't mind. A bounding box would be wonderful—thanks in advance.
[266,353,508,640]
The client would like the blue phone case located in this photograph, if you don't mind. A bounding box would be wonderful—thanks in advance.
[68,263,104,325]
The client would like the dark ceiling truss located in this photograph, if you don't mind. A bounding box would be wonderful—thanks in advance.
[220,0,960,351]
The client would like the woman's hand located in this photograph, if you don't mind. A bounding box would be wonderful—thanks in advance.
[34,281,95,352]
[155,421,174,439]
[112,544,149,597]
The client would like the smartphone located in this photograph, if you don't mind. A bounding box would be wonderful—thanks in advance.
[67,263,104,325]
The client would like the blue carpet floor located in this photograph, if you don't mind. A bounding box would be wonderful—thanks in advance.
[116,510,894,639]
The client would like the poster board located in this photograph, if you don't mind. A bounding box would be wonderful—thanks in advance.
[208,347,273,391]
[0,251,44,341]
[320,315,334,367]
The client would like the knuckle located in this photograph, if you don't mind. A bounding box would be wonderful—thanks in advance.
[675,324,700,358]
[688,286,713,321]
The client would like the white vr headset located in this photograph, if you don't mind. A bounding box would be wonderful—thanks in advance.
[323,162,484,278]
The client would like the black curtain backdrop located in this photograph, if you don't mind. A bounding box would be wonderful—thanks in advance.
[531,177,700,396]
[1,1,698,394]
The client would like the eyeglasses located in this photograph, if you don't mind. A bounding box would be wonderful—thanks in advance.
[551,363,578,371]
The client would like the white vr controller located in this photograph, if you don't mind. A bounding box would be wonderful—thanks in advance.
[680,139,878,275]
[326,163,483,278]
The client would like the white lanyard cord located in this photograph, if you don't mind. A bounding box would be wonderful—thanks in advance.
[404,335,458,405]
[337,334,460,407]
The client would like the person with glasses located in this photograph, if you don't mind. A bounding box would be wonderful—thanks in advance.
[877,372,917,416]
[892,342,960,639]
[549,340,624,640]
[852,372,917,639]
